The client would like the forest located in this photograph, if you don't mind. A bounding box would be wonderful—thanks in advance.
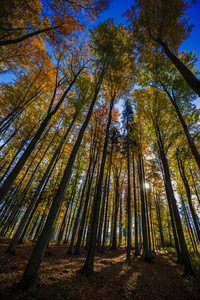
[0,0,200,299]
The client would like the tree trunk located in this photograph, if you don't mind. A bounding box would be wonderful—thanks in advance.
[159,147,194,276]
[97,172,108,249]
[18,68,105,292]
[101,168,111,253]
[158,39,200,97]
[74,156,97,255]
[56,201,71,245]
[133,153,139,255]
[138,153,152,263]
[78,94,114,276]
[0,67,83,203]
[67,168,90,254]
[155,195,165,249]
[165,91,200,170]
[190,168,200,205]
[111,171,119,250]
[181,195,198,253]
[176,151,200,241]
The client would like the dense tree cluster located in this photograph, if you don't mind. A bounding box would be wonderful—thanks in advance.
[0,0,200,293]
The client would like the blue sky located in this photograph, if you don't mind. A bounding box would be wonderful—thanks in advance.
[95,0,200,67]
[94,0,200,108]
[1,0,200,107]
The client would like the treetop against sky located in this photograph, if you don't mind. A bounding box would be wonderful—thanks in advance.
[1,0,200,105]
[95,0,200,107]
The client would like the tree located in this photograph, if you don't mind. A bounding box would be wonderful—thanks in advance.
[18,64,106,292]
[126,0,200,96]
[138,51,200,170]
[77,19,135,275]
[122,99,134,264]
[0,46,87,203]
[0,0,111,46]
[133,87,194,275]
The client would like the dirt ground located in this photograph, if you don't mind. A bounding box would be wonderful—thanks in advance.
[0,240,200,299]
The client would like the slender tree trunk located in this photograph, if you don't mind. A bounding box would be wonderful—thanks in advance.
[118,195,122,248]
[126,132,132,264]
[177,151,200,241]
[0,25,61,46]
[111,170,119,250]
[65,200,79,245]
[190,168,200,205]
[74,156,97,255]
[32,213,46,242]
[101,168,111,253]
[133,154,139,255]
[181,196,198,253]
[78,94,114,276]
[155,195,165,249]
[138,153,153,263]
[97,173,108,249]
[165,91,200,170]
[167,217,172,246]
[56,201,71,245]
[19,162,56,243]
[63,200,74,244]
[4,133,59,254]
[0,125,36,182]
[67,170,89,254]
[157,39,200,97]
[18,68,105,292]
[159,147,194,276]
[0,67,84,203]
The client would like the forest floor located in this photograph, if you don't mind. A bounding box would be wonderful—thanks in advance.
[0,239,200,299]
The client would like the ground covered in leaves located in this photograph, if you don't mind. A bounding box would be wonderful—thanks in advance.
[0,239,200,299]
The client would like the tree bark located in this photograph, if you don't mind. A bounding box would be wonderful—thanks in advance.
[159,147,194,276]
[18,68,105,292]
[133,154,139,255]
[165,91,200,170]
[157,39,200,97]
[176,151,200,241]
[0,67,84,203]
[78,94,114,276]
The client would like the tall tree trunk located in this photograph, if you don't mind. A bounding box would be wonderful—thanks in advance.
[190,168,200,205]
[118,195,122,248]
[157,39,200,97]
[0,67,84,203]
[4,131,60,254]
[101,167,111,253]
[126,130,132,264]
[78,94,114,276]
[67,166,90,254]
[0,125,36,182]
[19,162,56,244]
[165,90,200,170]
[111,171,119,250]
[155,194,165,249]
[181,195,198,253]
[65,200,79,245]
[176,151,200,241]
[133,153,139,255]
[74,158,97,255]
[18,68,105,292]
[138,153,152,263]
[97,172,108,249]
[159,147,194,276]
[56,200,71,245]
[63,199,74,244]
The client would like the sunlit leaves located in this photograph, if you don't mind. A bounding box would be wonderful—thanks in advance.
[125,0,194,52]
